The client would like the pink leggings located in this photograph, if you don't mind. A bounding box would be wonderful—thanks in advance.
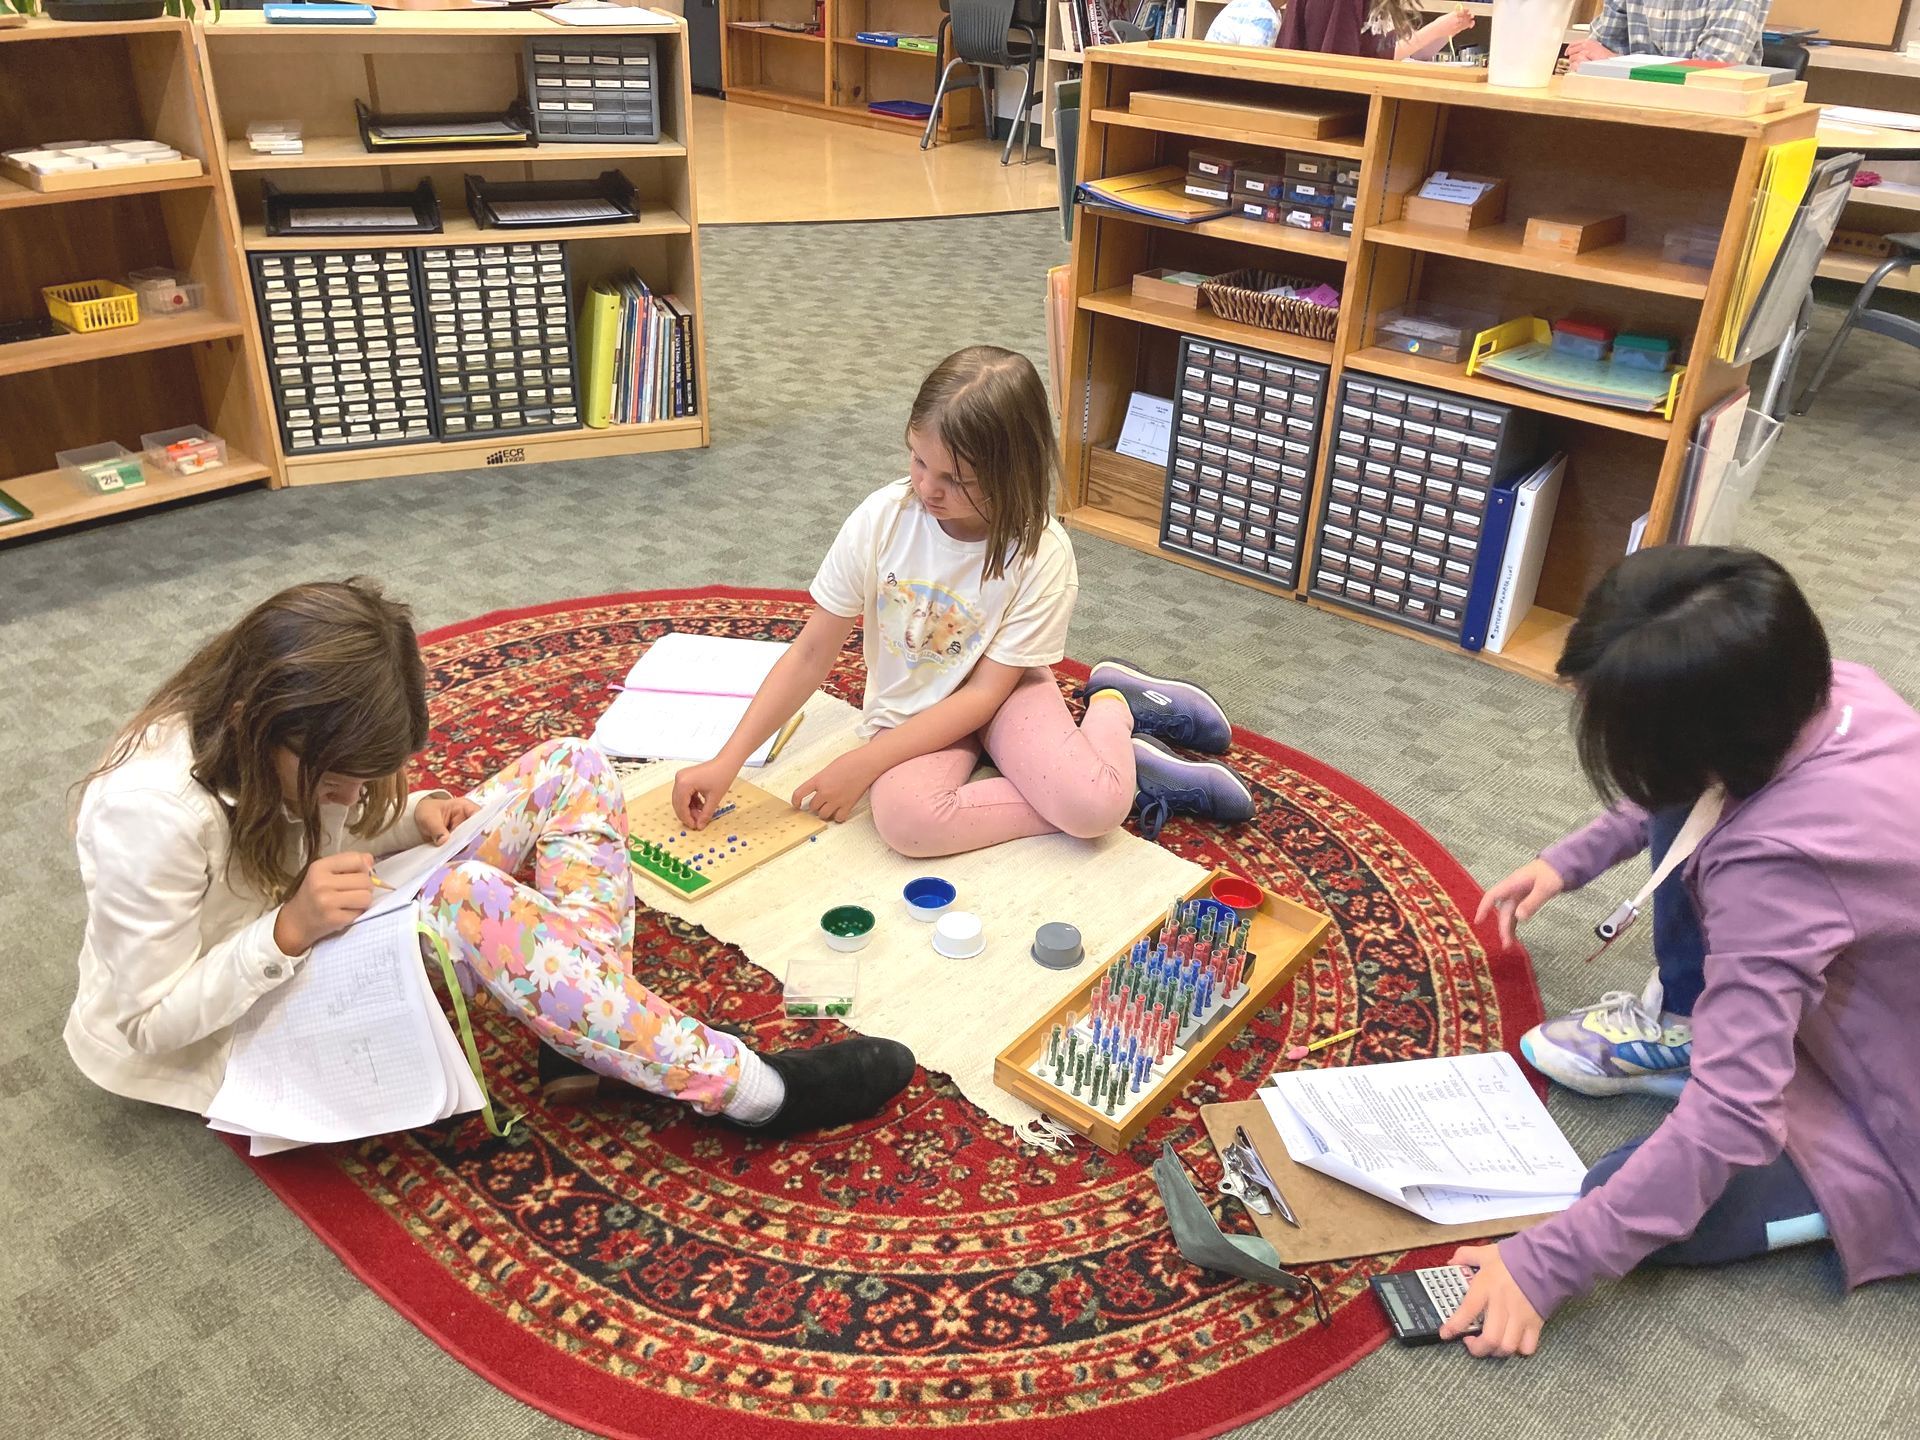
[867,668,1136,858]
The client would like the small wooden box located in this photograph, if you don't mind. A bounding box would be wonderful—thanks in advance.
[1524,209,1627,255]
[993,867,1331,1153]
[1132,268,1208,309]
[1401,175,1507,231]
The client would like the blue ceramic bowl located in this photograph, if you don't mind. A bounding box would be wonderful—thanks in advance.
[903,876,957,921]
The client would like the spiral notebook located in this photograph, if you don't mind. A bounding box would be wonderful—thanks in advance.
[591,632,802,765]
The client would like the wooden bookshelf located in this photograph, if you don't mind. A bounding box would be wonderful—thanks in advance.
[1063,42,1821,684]
[198,11,710,488]
[0,17,278,544]
[721,0,983,139]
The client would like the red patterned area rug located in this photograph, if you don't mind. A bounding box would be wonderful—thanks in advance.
[233,586,1542,1440]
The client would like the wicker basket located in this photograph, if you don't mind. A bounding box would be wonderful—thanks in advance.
[1199,269,1340,342]
[43,280,140,334]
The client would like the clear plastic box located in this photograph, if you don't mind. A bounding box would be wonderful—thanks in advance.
[140,424,227,477]
[1551,325,1612,363]
[783,954,858,1019]
[1663,223,1721,269]
[127,268,207,316]
[57,441,146,495]
[1375,303,1497,364]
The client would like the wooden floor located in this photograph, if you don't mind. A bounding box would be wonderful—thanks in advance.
[690,95,1059,225]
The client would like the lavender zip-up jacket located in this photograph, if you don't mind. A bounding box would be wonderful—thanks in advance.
[1501,662,1920,1319]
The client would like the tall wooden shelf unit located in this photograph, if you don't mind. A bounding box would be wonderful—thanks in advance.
[1064,42,1819,684]
[0,18,277,541]
[721,0,983,140]
[199,11,709,486]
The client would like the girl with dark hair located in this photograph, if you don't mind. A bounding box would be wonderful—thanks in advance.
[68,579,913,1138]
[1438,547,1920,1358]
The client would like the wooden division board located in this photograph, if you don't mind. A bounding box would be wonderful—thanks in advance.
[994,867,1332,1152]
[624,778,825,902]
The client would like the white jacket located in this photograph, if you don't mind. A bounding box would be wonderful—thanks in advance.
[66,720,444,1114]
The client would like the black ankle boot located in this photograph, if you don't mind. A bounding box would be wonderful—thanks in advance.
[747,1037,916,1138]
[538,1043,602,1105]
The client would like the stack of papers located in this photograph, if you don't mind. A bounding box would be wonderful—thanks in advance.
[1079,166,1234,224]
[204,789,519,1156]
[591,633,795,765]
[1260,1052,1585,1224]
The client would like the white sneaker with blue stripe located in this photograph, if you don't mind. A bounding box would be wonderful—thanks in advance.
[1519,971,1692,1099]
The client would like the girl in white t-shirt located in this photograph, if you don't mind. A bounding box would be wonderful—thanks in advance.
[674,346,1255,856]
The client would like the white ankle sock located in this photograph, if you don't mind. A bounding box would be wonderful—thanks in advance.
[720,1049,786,1124]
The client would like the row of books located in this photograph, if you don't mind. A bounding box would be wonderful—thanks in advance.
[1059,0,1193,53]
[578,272,698,427]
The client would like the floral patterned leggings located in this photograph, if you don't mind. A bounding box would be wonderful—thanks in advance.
[418,737,748,1114]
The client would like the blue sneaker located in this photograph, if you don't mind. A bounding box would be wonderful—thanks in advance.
[1519,972,1691,1099]
[1131,736,1255,841]
[1086,660,1232,753]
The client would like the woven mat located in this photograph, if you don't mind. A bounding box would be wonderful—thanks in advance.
[616,693,1204,1129]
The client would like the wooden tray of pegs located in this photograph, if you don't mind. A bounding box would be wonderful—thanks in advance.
[994,866,1331,1153]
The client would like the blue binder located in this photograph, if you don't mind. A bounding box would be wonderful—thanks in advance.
[1459,477,1521,653]
[264,3,376,23]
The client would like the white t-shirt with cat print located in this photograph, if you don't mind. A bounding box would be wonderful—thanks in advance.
[810,479,1079,736]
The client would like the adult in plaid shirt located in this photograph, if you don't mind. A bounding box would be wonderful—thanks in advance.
[1566,0,1767,66]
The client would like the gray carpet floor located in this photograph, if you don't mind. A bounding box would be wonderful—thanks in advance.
[3,210,1917,1438]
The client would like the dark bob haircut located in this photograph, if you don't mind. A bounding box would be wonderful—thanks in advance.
[1557,546,1831,810]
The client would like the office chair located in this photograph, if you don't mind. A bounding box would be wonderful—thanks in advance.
[922,0,1046,164]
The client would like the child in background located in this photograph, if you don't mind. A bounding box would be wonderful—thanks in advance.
[674,345,1256,856]
[1444,548,1920,1358]
[66,579,912,1139]
[1277,0,1475,60]
[1567,0,1766,66]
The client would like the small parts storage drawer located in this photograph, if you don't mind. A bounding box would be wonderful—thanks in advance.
[1309,372,1540,642]
[525,36,661,143]
[419,241,580,441]
[252,250,435,455]
[1161,335,1329,591]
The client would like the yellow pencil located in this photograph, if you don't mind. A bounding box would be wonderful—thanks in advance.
[1285,1026,1362,1061]
[371,873,394,892]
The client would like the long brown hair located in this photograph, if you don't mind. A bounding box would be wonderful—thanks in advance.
[82,578,430,901]
[1366,0,1425,39]
[906,345,1060,581]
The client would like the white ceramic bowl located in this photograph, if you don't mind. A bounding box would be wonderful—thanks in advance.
[931,909,985,959]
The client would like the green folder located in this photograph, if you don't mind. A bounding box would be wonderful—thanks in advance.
[578,281,622,430]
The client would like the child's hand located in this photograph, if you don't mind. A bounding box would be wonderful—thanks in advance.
[275,851,377,954]
[1566,37,1615,65]
[1439,1245,1545,1358]
[416,794,481,844]
[674,759,738,829]
[1474,858,1566,950]
[792,753,876,824]
[1442,4,1474,37]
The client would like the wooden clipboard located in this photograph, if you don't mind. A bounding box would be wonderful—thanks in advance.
[1199,1098,1561,1266]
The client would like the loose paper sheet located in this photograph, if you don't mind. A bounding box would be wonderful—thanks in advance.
[1261,1052,1583,1225]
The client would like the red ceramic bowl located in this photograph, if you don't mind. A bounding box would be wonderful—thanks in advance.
[1210,876,1263,915]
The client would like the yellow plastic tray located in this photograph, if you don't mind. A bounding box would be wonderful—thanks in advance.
[43,280,141,334]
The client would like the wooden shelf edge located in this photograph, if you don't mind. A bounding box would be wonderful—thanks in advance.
[238,211,693,252]
[280,417,707,486]
[1064,504,1304,601]
[0,458,271,542]
[1082,202,1349,265]
[1347,348,1674,438]
[0,172,215,212]
[1087,105,1368,159]
[727,23,827,43]
[1363,219,1712,300]
[223,136,689,173]
[0,314,246,380]
[1079,286,1336,362]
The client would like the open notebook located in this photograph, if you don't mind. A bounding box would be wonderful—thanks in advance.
[591,632,799,765]
[1259,1052,1585,1225]
[203,789,518,1155]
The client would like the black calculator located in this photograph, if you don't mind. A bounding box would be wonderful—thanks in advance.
[1369,1266,1481,1344]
